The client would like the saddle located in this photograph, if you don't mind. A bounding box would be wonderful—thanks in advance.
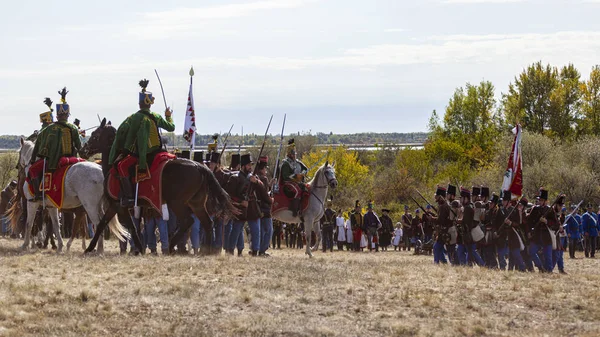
[271,186,311,215]
[106,152,176,215]
[26,157,85,208]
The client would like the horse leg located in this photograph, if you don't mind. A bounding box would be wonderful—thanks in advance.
[66,214,77,252]
[304,219,313,258]
[85,203,116,254]
[188,193,214,255]
[118,207,143,255]
[22,202,38,250]
[48,208,63,253]
[311,220,322,252]
[168,203,194,254]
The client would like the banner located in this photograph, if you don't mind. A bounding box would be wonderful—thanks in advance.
[501,124,523,197]
[183,67,196,145]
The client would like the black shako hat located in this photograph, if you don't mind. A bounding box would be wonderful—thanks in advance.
[240,153,253,166]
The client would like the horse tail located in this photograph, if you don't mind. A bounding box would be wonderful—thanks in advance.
[101,195,130,242]
[6,195,23,235]
[202,166,235,217]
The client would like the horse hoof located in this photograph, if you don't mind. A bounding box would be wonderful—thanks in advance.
[20,244,29,251]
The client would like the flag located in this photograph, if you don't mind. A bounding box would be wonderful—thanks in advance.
[501,124,523,197]
[183,67,196,144]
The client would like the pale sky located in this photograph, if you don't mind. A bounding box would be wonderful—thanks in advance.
[2,0,600,136]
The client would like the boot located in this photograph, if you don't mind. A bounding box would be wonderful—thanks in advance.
[289,198,301,217]
[119,177,135,207]
[29,177,43,201]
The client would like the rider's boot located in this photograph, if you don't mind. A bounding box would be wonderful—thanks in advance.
[289,198,301,217]
[119,177,135,207]
[29,176,43,201]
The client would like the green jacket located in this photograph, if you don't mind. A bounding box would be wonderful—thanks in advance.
[109,109,175,170]
[31,121,81,170]
[280,156,308,183]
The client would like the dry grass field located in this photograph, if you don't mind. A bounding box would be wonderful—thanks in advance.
[0,237,599,337]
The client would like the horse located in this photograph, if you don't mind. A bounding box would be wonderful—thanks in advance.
[79,118,237,254]
[15,139,130,253]
[271,163,338,257]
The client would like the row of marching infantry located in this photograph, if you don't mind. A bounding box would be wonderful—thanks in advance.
[420,184,598,273]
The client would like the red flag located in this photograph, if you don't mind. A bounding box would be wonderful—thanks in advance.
[501,124,523,197]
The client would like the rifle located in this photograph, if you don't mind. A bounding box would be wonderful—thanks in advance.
[246,116,274,199]
[272,114,286,195]
[218,124,235,166]
[416,189,438,214]
[410,196,437,217]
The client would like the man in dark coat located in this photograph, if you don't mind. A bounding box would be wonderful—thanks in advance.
[378,209,394,251]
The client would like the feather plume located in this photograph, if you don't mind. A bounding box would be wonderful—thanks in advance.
[57,87,68,102]
[43,97,53,110]
[139,79,149,92]
[212,133,219,141]
[288,138,295,145]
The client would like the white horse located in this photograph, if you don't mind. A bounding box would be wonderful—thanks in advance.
[272,162,338,257]
[17,138,129,253]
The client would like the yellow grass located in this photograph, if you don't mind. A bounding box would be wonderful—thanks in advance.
[0,237,599,337]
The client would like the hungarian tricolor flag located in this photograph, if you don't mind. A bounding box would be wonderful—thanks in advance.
[501,124,523,197]
[183,67,196,144]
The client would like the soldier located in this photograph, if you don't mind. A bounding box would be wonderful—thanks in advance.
[527,188,563,273]
[565,204,582,259]
[280,139,308,217]
[457,187,484,266]
[350,200,363,252]
[379,209,393,251]
[401,205,413,251]
[494,191,512,270]
[28,98,54,142]
[482,193,499,268]
[272,220,282,249]
[108,79,175,206]
[429,186,451,264]
[289,222,298,249]
[411,209,422,255]
[503,197,527,272]
[29,88,81,201]
[446,184,459,264]
[321,200,336,252]
[582,203,598,258]
[363,201,381,252]
[256,156,274,256]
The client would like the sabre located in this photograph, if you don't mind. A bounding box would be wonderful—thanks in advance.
[272,114,287,188]
[562,200,584,228]
[154,69,168,110]
[41,158,46,210]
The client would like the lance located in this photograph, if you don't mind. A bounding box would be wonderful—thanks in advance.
[272,114,287,182]
[154,69,169,152]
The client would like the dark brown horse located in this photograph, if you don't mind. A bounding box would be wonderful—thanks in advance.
[80,118,236,254]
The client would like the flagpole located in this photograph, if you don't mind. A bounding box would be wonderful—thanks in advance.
[187,66,195,159]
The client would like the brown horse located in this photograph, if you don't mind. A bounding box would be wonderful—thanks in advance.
[80,118,236,254]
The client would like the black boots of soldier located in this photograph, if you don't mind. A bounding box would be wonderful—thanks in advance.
[289,198,301,217]
[119,177,135,207]
[29,177,43,201]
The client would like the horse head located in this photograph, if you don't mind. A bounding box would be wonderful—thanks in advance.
[18,137,34,170]
[320,160,338,189]
[80,118,116,159]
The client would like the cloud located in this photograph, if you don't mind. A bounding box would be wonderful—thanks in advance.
[2,31,599,78]
[127,0,315,39]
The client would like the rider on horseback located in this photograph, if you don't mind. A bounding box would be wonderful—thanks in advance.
[108,79,175,207]
[27,98,54,142]
[280,139,308,217]
[29,88,81,201]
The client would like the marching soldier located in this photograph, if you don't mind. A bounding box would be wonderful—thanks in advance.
[494,191,512,270]
[457,187,484,266]
[280,139,308,217]
[29,88,81,201]
[429,186,451,264]
[108,79,175,206]
[256,156,274,256]
[503,197,527,271]
[482,192,499,268]
[527,188,563,273]
[321,200,336,252]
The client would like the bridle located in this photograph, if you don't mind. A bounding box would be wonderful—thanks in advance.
[310,166,338,207]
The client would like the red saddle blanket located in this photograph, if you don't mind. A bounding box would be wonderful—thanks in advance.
[27,157,86,208]
[271,185,311,214]
[107,152,176,215]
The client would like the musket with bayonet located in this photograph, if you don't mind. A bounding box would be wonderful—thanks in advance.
[217,124,235,168]
[271,114,287,195]
[245,116,273,200]
[416,189,438,214]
